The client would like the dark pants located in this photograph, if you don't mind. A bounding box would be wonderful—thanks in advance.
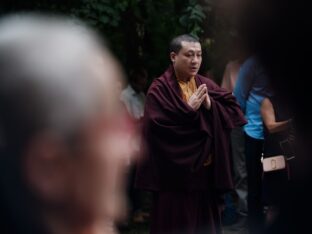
[245,134,264,234]
[231,127,247,215]
[127,165,141,213]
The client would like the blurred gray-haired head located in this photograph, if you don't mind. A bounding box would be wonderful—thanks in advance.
[0,14,123,150]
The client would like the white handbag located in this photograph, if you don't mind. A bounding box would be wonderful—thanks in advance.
[261,155,286,172]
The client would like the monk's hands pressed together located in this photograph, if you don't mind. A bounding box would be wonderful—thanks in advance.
[202,88,211,110]
[187,84,211,111]
[187,84,208,111]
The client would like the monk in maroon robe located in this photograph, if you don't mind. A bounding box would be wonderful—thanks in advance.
[136,35,246,234]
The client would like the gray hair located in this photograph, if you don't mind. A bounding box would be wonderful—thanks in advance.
[0,14,121,149]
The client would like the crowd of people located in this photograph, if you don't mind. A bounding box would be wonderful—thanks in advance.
[0,3,304,234]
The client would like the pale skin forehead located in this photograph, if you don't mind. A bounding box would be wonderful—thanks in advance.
[179,41,202,53]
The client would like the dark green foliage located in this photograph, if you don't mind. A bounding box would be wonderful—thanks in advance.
[0,0,233,83]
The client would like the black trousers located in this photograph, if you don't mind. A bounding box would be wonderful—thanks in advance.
[245,133,264,234]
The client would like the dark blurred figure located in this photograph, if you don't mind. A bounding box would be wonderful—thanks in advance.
[234,0,312,233]
[0,14,137,234]
[260,95,294,227]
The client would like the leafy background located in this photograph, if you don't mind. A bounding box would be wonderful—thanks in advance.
[0,0,236,84]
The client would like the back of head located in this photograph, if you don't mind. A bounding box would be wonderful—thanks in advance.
[0,13,123,234]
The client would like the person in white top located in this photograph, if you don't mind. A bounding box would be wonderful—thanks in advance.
[120,68,148,120]
[119,67,149,225]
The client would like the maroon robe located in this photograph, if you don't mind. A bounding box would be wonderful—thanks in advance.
[135,66,246,234]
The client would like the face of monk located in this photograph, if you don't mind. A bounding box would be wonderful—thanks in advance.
[171,41,202,80]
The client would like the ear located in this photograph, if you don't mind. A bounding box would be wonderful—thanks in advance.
[23,133,72,204]
[170,52,176,63]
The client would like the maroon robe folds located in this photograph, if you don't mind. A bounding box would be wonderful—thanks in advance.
[135,66,246,234]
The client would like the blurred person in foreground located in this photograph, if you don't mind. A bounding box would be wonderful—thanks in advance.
[135,34,246,234]
[0,14,137,234]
